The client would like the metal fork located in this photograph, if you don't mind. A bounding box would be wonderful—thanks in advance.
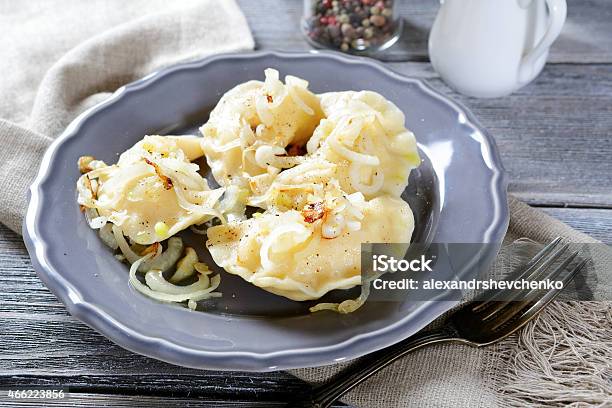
[307,237,588,408]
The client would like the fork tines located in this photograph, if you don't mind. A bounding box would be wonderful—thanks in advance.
[471,238,588,331]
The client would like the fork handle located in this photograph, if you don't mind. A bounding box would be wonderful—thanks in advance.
[310,327,458,408]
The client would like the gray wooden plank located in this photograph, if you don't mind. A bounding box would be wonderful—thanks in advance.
[539,207,612,245]
[0,393,350,408]
[383,62,612,207]
[1,396,286,408]
[0,372,310,402]
[237,0,612,63]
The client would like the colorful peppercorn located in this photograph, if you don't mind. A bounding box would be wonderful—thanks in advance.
[303,0,398,52]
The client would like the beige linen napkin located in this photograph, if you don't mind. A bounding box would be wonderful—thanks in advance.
[0,0,254,233]
[1,2,610,407]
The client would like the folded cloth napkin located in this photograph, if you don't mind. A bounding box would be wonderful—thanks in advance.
[0,0,254,233]
[1,2,609,407]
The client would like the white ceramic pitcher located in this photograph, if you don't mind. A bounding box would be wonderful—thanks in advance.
[428,0,567,98]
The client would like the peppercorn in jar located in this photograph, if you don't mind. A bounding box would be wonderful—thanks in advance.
[302,0,402,54]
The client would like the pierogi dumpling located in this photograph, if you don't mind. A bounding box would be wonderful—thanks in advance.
[77,135,224,245]
[200,71,421,303]
[206,195,414,301]
[307,91,421,198]
[200,68,323,186]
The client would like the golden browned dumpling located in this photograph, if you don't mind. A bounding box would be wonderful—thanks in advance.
[308,91,421,198]
[200,68,324,186]
[77,135,223,245]
[207,195,413,301]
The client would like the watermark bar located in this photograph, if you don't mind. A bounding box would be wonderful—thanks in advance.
[360,241,611,302]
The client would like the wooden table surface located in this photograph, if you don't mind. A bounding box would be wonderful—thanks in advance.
[1,1,611,406]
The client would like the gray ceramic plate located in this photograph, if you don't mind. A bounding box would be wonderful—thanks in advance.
[24,51,508,371]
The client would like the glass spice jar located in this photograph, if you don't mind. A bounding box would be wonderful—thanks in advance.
[302,0,403,54]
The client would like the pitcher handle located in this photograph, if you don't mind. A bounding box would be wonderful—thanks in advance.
[518,0,567,84]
